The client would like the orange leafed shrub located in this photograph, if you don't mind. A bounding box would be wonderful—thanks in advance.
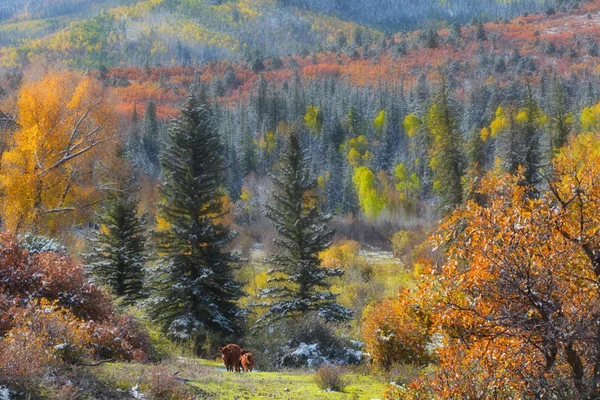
[376,133,600,398]
[0,299,92,389]
[303,63,341,79]
[362,288,432,370]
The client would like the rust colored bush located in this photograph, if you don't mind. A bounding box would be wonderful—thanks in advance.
[362,289,432,370]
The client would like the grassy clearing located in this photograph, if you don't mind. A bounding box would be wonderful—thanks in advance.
[96,358,386,399]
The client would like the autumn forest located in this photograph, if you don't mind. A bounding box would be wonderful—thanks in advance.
[1,0,600,398]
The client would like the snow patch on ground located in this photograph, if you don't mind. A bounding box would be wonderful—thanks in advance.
[130,385,145,399]
[289,342,329,367]
[0,387,11,400]
[0,388,10,400]
[359,249,402,265]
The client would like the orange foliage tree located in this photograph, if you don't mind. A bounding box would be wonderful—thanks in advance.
[366,132,600,399]
[0,70,118,234]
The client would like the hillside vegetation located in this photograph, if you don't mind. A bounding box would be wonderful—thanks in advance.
[2,0,600,398]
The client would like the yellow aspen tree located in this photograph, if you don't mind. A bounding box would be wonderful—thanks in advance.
[0,71,118,234]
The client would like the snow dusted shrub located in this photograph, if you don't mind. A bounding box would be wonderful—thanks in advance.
[0,232,151,393]
[19,233,67,255]
[362,289,432,370]
[0,233,112,334]
[252,317,363,369]
[313,365,348,392]
[89,313,151,361]
[35,250,113,321]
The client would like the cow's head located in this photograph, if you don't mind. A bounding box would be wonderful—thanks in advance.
[218,345,233,357]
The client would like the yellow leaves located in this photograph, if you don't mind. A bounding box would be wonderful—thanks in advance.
[344,135,371,167]
[353,166,387,219]
[0,71,117,234]
[160,19,239,51]
[490,106,508,137]
[394,163,420,206]
[535,112,547,127]
[236,0,263,19]
[304,105,323,135]
[516,110,529,124]
[403,114,421,137]
[150,40,167,55]
[67,76,93,111]
[258,131,276,153]
[480,126,491,142]
[373,110,386,136]
[155,216,170,233]
[348,147,361,166]
[240,187,252,202]
[317,173,329,190]
[581,102,600,132]
[319,239,361,269]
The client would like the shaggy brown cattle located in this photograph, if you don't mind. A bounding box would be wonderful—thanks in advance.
[240,350,255,372]
[218,344,242,372]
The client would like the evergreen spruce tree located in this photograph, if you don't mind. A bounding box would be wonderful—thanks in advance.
[143,101,160,171]
[425,79,464,211]
[148,94,242,348]
[520,82,545,186]
[127,103,143,165]
[476,20,487,41]
[257,131,351,326]
[87,191,147,306]
[550,77,572,152]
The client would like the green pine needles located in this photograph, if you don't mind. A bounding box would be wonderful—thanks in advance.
[257,131,352,326]
[87,191,147,306]
[147,93,243,346]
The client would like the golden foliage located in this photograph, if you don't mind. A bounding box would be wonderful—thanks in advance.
[374,132,600,397]
[0,71,118,234]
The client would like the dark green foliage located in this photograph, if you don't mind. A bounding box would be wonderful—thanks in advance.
[148,94,242,345]
[520,82,545,186]
[426,80,464,211]
[476,20,487,41]
[550,78,572,151]
[143,101,160,173]
[258,131,351,325]
[352,27,364,47]
[87,192,147,306]
[424,28,439,49]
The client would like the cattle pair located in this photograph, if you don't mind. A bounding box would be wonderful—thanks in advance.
[218,344,255,372]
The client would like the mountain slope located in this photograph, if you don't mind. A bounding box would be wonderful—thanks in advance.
[0,0,577,69]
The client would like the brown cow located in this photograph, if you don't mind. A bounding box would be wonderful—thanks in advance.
[218,344,242,372]
[240,350,255,372]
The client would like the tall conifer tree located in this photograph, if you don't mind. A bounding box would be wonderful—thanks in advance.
[143,100,160,171]
[258,131,351,326]
[425,79,464,211]
[87,191,147,306]
[148,94,242,348]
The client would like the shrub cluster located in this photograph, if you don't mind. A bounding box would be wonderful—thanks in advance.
[0,233,150,394]
[313,365,348,392]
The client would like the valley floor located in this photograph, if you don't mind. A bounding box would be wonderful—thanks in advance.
[97,358,386,399]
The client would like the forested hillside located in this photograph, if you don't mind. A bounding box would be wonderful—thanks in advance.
[0,0,579,68]
[284,0,565,29]
[2,0,600,398]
